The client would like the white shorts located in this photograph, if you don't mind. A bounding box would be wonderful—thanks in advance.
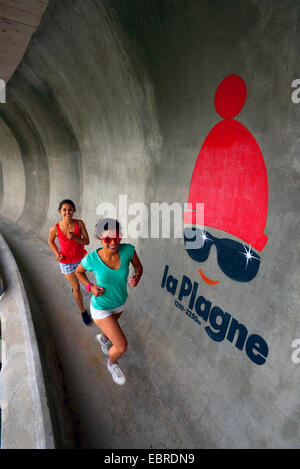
[90,301,125,320]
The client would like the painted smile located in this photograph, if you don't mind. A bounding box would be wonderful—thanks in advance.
[198,268,219,285]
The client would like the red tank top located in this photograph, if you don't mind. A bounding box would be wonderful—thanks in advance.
[56,219,87,264]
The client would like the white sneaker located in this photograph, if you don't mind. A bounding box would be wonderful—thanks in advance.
[95,334,111,356]
[107,360,126,385]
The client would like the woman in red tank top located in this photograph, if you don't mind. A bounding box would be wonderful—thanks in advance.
[48,199,92,325]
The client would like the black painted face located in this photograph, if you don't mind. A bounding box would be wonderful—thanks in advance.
[184,227,260,282]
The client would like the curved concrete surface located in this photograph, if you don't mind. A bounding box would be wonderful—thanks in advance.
[0,231,54,449]
[0,0,49,82]
[0,0,300,448]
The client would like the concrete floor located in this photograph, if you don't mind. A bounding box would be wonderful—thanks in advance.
[0,217,185,449]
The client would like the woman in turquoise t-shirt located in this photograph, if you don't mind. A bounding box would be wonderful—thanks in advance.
[75,218,143,385]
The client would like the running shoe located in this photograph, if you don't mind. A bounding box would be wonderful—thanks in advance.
[81,310,92,325]
[107,360,126,385]
[95,334,111,356]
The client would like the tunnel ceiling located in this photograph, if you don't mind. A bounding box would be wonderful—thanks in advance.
[0,0,48,82]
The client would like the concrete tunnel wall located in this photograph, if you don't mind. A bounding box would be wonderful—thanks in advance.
[0,0,300,448]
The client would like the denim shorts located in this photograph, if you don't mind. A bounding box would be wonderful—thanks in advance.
[59,260,81,274]
[90,301,125,320]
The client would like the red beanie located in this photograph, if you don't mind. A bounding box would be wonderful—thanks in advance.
[184,75,268,252]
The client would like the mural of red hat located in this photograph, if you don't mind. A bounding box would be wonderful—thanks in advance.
[184,75,269,283]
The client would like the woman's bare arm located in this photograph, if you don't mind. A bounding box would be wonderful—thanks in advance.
[48,225,63,261]
[67,220,90,245]
[129,251,143,287]
[75,263,104,296]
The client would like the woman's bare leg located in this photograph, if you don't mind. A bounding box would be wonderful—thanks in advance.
[64,272,85,312]
[97,311,123,341]
[94,314,127,363]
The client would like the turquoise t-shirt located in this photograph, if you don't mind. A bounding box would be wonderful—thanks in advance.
[81,243,135,310]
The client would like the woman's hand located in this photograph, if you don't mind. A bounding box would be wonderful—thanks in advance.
[129,274,140,287]
[56,253,63,262]
[91,285,105,297]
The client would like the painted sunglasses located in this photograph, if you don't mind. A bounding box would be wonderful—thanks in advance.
[184,228,261,282]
